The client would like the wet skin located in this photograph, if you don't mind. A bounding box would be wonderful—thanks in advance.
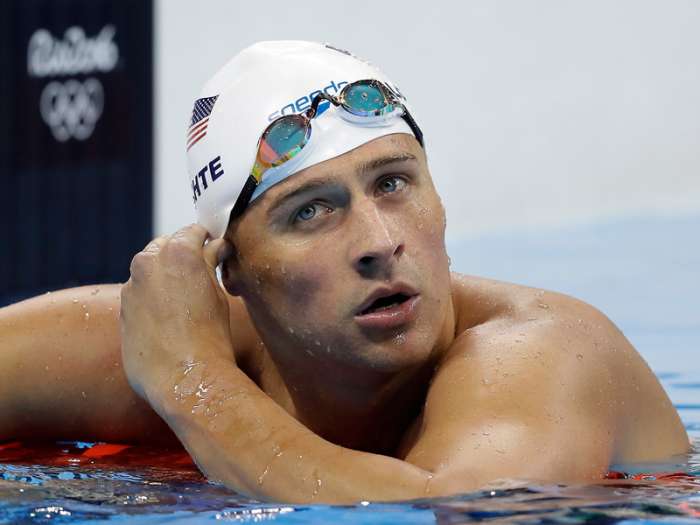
[220,134,455,452]
[0,134,690,503]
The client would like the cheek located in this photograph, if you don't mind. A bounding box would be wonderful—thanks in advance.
[405,192,447,250]
[404,197,451,292]
[252,250,336,318]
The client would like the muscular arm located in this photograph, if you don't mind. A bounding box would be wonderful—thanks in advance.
[145,319,608,502]
[149,299,688,504]
[0,285,175,443]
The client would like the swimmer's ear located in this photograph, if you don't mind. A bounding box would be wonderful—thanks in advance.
[220,241,244,297]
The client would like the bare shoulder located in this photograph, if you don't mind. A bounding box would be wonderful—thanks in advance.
[431,273,689,462]
[448,272,614,331]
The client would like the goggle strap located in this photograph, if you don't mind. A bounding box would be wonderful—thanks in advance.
[307,93,339,118]
[230,174,259,221]
[401,110,424,148]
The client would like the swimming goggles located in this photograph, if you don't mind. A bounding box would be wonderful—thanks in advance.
[229,79,424,219]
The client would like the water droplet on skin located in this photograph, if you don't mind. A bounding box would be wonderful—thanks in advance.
[84,313,90,321]
[81,391,87,399]
[313,475,322,496]
[45,365,49,371]
[91,288,100,296]
[314,340,321,347]
[537,303,549,309]
[72,299,78,304]
[288,327,295,335]
[305,349,315,357]
[576,354,583,360]
[257,464,271,485]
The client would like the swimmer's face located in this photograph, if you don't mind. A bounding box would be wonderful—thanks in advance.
[223,134,452,372]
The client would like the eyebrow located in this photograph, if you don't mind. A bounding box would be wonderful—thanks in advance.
[267,179,333,216]
[266,152,419,216]
[356,152,418,176]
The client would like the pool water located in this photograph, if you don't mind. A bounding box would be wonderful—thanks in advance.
[0,397,698,524]
[1,215,698,524]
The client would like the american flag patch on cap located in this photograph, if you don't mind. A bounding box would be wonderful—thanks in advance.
[187,95,219,151]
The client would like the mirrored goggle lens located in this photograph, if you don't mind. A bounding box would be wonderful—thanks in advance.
[343,83,388,115]
[258,114,310,168]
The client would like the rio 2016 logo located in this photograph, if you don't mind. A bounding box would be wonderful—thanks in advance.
[39,78,104,142]
[27,25,119,143]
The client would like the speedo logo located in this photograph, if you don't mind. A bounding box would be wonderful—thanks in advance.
[267,80,349,122]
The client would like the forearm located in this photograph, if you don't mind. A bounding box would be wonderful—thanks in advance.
[151,355,433,504]
[0,286,175,443]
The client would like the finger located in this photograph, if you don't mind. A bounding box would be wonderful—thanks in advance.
[202,238,233,271]
[143,235,168,253]
[171,223,210,248]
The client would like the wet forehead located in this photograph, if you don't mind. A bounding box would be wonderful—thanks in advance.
[260,134,424,204]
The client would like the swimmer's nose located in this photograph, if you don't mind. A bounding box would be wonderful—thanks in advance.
[350,205,405,278]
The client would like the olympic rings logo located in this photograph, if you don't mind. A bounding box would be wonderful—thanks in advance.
[39,77,104,142]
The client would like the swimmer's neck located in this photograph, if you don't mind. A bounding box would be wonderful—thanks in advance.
[245,294,458,453]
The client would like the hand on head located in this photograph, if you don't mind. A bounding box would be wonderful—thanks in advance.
[120,224,235,402]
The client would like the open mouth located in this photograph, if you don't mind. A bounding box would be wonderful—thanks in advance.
[359,293,412,316]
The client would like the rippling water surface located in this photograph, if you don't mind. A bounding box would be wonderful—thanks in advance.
[0,417,698,524]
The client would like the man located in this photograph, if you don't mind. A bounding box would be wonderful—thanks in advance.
[0,41,689,503]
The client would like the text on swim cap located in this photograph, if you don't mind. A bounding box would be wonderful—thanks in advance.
[192,155,224,204]
[267,80,348,122]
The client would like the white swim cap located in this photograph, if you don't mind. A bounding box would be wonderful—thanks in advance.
[186,40,419,238]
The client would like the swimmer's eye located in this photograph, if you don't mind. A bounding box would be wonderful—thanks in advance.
[292,202,332,224]
[376,175,407,196]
